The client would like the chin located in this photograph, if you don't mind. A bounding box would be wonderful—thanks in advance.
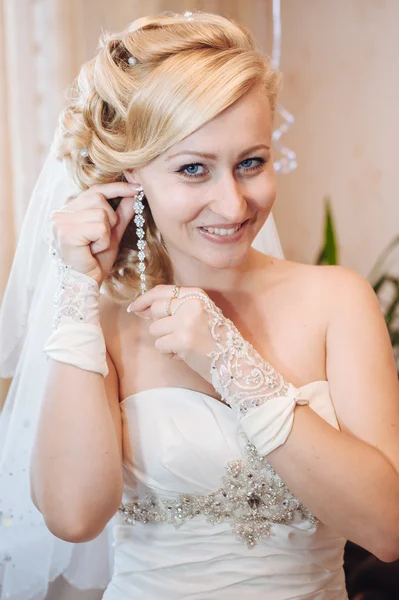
[198,246,252,270]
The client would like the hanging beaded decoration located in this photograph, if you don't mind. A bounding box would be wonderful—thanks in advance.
[133,188,147,294]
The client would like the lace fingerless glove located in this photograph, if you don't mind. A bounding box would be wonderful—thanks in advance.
[198,293,309,456]
[43,245,108,377]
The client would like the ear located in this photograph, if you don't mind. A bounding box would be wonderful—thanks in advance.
[123,169,143,188]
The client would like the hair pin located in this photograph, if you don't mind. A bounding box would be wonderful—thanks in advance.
[183,11,194,21]
[80,148,89,158]
[128,56,138,65]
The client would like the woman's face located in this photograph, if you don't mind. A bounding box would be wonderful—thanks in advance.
[125,84,276,278]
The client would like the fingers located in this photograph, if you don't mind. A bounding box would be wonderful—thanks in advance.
[60,207,115,226]
[89,223,112,254]
[61,182,139,228]
[86,202,118,229]
[51,181,140,274]
[112,196,137,245]
[53,209,111,246]
[128,284,203,314]
[153,333,179,356]
[127,284,175,313]
[89,182,140,200]
[127,299,170,320]
[52,212,109,246]
[150,297,188,320]
[148,316,174,338]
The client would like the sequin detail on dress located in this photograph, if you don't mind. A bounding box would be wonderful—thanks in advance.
[49,243,100,330]
[118,435,318,548]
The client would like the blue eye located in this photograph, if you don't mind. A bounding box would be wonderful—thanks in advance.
[182,164,204,177]
[176,157,266,180]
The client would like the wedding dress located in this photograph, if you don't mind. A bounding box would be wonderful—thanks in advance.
[102,381,348,599]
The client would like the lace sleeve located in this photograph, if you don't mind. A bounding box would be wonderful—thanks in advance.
[50,244,101,330]
[42,243,108,377]
[179,292,309,457]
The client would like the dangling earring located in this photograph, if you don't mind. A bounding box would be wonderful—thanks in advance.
[133,187,147,294]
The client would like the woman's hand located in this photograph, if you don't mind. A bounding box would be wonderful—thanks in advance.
[51,182,139,286]
[127,284,217,383]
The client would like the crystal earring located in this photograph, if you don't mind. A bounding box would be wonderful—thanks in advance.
[133,187,147,294]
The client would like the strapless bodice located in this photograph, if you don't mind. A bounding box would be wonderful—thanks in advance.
[103,382,348,599]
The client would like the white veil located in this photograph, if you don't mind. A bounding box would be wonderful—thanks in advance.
[0,140,284,600]
[0,146,115,600]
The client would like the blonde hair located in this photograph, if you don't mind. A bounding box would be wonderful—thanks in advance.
[55,10,281,302]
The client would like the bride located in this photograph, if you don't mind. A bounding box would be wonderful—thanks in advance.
[1,10,398,600]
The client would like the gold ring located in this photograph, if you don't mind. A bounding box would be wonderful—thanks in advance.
[166,295,173,317]
[166,286,180,316]
[171,285,180,299]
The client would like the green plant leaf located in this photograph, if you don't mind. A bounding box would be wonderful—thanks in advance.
[316,197,338,265]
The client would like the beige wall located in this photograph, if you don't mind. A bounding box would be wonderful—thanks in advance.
[273,0,399,276]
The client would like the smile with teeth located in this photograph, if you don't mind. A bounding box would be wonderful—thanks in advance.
[200,223,243,236]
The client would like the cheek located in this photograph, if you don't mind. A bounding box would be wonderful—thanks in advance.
[265,182,277,207]
[147,189,204,229]
[252,177,276,213]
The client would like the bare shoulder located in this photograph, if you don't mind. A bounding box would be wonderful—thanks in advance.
[268,255,368,285]
[258,256,382,343]
[301,263,381,323]
[267,257,377,317]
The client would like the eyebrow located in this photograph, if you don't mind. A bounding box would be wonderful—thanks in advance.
[165,144,271,162]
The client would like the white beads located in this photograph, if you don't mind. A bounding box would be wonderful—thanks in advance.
[134,201,144,214]
[128,56,138,65]
[170,292,210,316]
[134,214,145,227]
[133,188,147,293]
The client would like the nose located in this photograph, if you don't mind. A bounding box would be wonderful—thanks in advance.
[208,175,248,225]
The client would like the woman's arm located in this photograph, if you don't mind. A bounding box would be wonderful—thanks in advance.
[266,266,399,562]
[30,296,124,543]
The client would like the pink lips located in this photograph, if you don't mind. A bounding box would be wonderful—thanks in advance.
[197,220,249,244]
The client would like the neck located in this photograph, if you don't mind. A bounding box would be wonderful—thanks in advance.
[167,247,272,300]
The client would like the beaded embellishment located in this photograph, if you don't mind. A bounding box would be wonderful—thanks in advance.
[118,435,318,548]
[171,292,302,418]
[133,188,147,294]
[208,307,294,416]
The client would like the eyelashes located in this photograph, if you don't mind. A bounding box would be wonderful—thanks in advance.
[176,157,266,180]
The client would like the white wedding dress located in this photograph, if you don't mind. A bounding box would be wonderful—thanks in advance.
[102,380,348,599]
